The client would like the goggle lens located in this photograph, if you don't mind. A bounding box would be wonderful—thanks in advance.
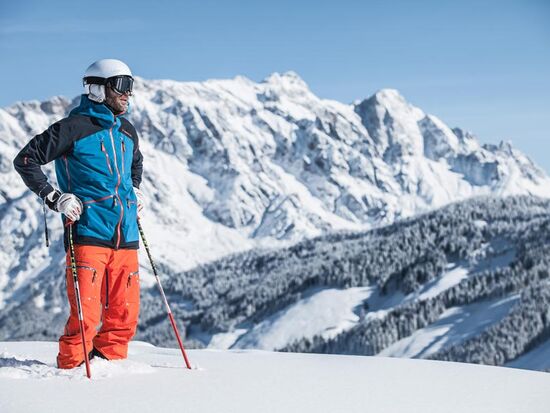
[108,76,134,94]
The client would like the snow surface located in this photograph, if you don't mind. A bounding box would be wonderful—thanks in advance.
[0,341,548,413]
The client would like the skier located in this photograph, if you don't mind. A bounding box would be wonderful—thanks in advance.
[13,59,145,369]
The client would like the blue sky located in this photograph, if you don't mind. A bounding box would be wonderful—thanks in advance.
[1,0,549,171]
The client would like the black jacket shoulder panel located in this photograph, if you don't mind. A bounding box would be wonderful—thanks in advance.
[13,114,105,197]
[61,114,105,143]
[119,118,139,145]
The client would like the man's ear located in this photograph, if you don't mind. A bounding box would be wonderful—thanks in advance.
[88,84,105,103]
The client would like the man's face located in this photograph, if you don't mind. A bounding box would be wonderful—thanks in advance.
[104,86,130,114]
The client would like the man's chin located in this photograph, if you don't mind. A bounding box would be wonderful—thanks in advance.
[117,103,128,113]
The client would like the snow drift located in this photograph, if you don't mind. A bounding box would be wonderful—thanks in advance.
[0,341,549,413]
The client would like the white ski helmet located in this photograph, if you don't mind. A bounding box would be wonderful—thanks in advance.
[83,59,134,103]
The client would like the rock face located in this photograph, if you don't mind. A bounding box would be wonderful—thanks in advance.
[0,72,549,337]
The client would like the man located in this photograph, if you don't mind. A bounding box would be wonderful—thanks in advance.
[13,58,145,369]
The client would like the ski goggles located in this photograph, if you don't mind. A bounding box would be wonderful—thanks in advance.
[84,75,134,95]
[106,76,134,95]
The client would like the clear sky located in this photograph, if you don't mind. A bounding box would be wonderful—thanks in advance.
[1,0,549,171]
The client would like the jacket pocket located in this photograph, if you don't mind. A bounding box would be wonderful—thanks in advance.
[83,195,115,206]
[65,263,98,300]
[123,196,139,242]
[78,195,117,240]
[100,138,113,175]
[121,138,126,175]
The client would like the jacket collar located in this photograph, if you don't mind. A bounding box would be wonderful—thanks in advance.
[70,95,131,128]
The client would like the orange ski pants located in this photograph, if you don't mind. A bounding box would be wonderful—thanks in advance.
[57,245,140,369]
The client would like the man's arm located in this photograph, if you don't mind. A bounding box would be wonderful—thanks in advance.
[121,119,143,188]
[131,142,143,189]
[13,119,75,198]
[121,119,144,216]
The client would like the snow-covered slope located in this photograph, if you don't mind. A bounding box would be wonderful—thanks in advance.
[0,341,549,413]
[378,294,520,359]
[506,339,550,372]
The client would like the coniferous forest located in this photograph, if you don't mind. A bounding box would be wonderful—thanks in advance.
[2,195,550,370]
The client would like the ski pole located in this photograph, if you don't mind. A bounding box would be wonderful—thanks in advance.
[67,222,91,379]
[137,219,192,369]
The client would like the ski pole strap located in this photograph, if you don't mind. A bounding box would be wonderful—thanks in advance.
[42,199,49,247]
[68,223,92,379]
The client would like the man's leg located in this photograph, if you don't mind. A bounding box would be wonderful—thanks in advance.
[93,249,139,360]
[57,245,108,369]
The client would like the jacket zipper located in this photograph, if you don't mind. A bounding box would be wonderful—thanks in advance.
[63,155,71,191]
[121,139,126,175]
[109,126,124,250]
[100,138,114,175]
[83,195,114,205]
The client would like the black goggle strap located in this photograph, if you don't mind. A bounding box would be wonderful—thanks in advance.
[83,76,106,87]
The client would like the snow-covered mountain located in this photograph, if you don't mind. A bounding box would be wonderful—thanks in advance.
[1,73,550,370]
[1,73,549,289]
[1,341,549,413]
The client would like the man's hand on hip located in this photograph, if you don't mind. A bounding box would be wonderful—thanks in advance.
[45,190,83,221]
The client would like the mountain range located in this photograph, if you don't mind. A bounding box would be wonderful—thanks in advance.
[1,72,549,371]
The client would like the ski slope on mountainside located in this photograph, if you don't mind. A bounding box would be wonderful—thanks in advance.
[506,340,550,372]
[378,294,520,358]
[224,286,375,350]
[0,341,549,413]
[209,264,477,352]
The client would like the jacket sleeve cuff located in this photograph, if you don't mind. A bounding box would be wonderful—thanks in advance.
[37,183,55,200]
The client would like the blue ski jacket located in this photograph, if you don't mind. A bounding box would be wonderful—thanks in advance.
[13,95,143,250]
